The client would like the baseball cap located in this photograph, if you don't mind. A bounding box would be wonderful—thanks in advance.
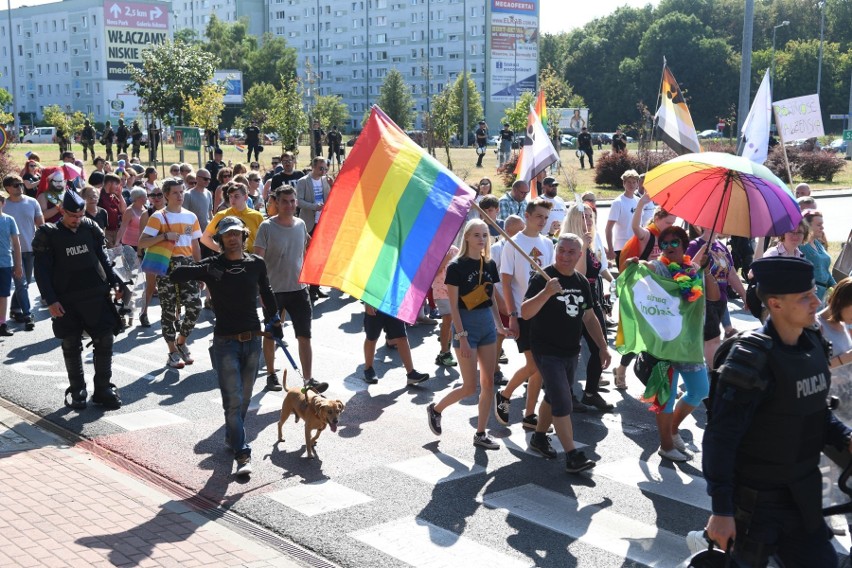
[216,216,247,236]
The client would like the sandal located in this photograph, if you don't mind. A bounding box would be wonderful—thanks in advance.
[614,366,627,390]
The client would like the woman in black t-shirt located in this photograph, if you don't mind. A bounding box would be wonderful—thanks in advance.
[522,233,611,473]
[426,219,512,450]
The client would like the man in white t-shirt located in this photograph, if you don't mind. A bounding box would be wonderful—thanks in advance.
[539,177,566,237]
[605,169,640,266]
[495,199,570,430]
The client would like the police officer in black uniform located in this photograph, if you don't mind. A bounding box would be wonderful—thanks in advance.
[32,190,126,410]
[245,120,261,163]
[130,120,143,159]
[703,256,852,567]
[80,120,96,162]
[102,120,115,162]
[116,118,129,155]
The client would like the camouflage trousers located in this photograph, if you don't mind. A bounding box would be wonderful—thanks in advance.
[156,256,201,343]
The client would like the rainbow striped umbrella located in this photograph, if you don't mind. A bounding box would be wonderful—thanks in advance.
[643,152,802,238]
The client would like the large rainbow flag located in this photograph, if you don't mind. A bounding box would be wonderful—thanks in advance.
[300,106,477,324]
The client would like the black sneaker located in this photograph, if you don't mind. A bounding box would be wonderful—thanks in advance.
[266,373,283,391]
[566,449,596,473]
[139,313,151,327]
[522,413,554,433]
[23,317,35,332]
[498,349,509,364]
[529,432,557,459]
[571,397,590,414]
[305,378,329,393]
[0,323,13,337]
[91,385,122,410]
[493,370,508,386]
[494,391,510,425]
[581,392,614,412]
[64,387,88,410]
[363,367,378,384]
[435,351,457,367]
[473,432,500,450]
[406,369,429,386]
[427,403,442,435]
[235,455,252,476]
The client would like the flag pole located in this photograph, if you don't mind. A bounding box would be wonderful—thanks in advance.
[771,105,795,185]
[471,201,551,280]
[645,57,668,174]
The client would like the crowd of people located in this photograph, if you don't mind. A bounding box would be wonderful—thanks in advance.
[2,146,852,564]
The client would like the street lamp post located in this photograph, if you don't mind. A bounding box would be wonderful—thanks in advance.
[817,1,825,95]
[771,20,789,89]
[512,16,518,107]
[6,0,18,132]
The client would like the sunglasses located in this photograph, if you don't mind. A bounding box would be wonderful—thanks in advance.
[148,192,164,198]
[318,167,328,171]
[659,239,681,250]
[197,176,211,181]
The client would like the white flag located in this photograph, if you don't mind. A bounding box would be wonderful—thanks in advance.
[514,105,559,188]
[739,69,772,164]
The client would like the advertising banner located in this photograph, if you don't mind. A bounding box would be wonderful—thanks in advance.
[104,2,169,81]
[213,70,244,104]
[489,0,538,103]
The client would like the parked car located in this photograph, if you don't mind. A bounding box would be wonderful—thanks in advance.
[560,134,577,148]
[698,129,723,139]
[592,132,611,145]
[22,126,57,143]
[828,138,848,154]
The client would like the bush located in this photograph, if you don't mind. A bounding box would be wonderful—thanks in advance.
[765,146,846,182]
[0,150,16,181]
[593,148,678,188]
[496,153,519,189]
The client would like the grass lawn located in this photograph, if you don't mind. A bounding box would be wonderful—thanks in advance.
[6,141,851,203]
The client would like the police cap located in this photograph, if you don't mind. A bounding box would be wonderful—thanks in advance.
[750,256,815,295]
[61,190,85,213]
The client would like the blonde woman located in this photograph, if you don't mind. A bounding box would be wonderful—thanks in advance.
[799,210,835,303]
[427,219,512,450]
[561,204,615,411]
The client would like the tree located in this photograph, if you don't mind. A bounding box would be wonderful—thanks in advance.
[373,69,415,129]
[502,91,537,135]
[240,82,278,130]
[186,83,226,134]
[0,86,12,125]
[429,89,455,168]
[127,40,217,125]
[313,95,350,131]
[447,73,484,143]
[173,28,200,45]
[266,75,308,152]
[203,16,255,71]
[245,34,298,88]
[42,106,90,139]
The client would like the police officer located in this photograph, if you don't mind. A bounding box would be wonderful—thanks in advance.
[245,120,261,163]
[703,256,852,567]
[116,118,129,155]
[102,120,115,162]
[130,120,143,159]
[80,119,96,162]
[32,191,126,410]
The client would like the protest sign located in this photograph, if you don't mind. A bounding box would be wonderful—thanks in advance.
[772,94,825,141]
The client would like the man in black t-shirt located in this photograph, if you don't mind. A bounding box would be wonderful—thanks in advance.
[205,147,225,192]
[475,120,489,168]
[170,216,282,478]
[521,233,611,473]
[327,125,343,170]
[611,128,627,153]
[245,121,261,162]
[577,127,594,169]
[498,123,513,167]
[311,120,324,159]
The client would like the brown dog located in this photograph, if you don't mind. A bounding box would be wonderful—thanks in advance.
[277,386,345,458]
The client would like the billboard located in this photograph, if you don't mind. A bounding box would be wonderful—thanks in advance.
[489,0,539,103]
[106,84,142,120]
[104,2,169,81]
[553,108,590,134]
[214,70,244,104]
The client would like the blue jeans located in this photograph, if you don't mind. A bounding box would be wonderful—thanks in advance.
[211,336,261,460]
[10,252,34,317]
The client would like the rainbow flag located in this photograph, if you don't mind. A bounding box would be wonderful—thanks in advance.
[535,90,548,133]
[300,107,476,324]
[234,144,246,153]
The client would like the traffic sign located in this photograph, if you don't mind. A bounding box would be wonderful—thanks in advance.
[843,130,852,141]
[174,126,202,152]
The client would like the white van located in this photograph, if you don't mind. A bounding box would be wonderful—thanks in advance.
[22,127,57,143]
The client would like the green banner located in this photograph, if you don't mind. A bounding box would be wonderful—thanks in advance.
[174,126,202,152]
[616,262,705,364]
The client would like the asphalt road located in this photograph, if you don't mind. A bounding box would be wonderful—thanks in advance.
[0,281,848,567]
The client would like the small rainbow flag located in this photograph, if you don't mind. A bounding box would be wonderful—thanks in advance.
[535,90,548,133]
[234,144,246,153]
[300,106,476,324]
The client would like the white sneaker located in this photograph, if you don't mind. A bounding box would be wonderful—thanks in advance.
[658,447,689,462]
[671,433,688,452]
[686,530,709,555]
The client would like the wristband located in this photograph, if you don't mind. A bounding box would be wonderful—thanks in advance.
[509,311,518,318]
[454,330,468,340]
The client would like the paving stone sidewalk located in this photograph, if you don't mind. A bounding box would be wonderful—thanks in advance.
[0,405,308,568]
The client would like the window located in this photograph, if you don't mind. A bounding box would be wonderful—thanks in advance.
[36,44,41,54]
[82,16,88,28]
[275,10,285,18]
[64,62,69,72]
[85,83,90,94]
[375,33,386,44]
[62,41,67,52]
[93,38,98,48]
[37,64,42,75]
[34,22,39,32]
[47,85,51,95]
[38,85,43,95]
[84,61,90,72]
[92,15,97,26]
[83,38,89,50]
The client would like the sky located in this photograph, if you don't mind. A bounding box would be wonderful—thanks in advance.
[540,0,661,35]
[6,0,660,34]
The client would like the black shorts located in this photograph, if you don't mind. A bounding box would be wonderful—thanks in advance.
[704,298,725,341]
[273,289,312,338]
[515,317,532,353]
[364,310,407,341]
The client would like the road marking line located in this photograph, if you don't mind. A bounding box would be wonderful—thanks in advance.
[388,452,485,485]
[482,483,692,567]
[593,457,710,511]
[266,480,372,516]
[351,516,532,568]
[103,409,190,431]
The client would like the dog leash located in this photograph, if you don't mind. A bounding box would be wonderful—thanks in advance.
[265,320,319,394]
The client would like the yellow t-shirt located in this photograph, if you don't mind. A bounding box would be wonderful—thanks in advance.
[142,209,202,258]
[204,207,265,251]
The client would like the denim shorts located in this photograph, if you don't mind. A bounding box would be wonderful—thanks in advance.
[452,307,496,349]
